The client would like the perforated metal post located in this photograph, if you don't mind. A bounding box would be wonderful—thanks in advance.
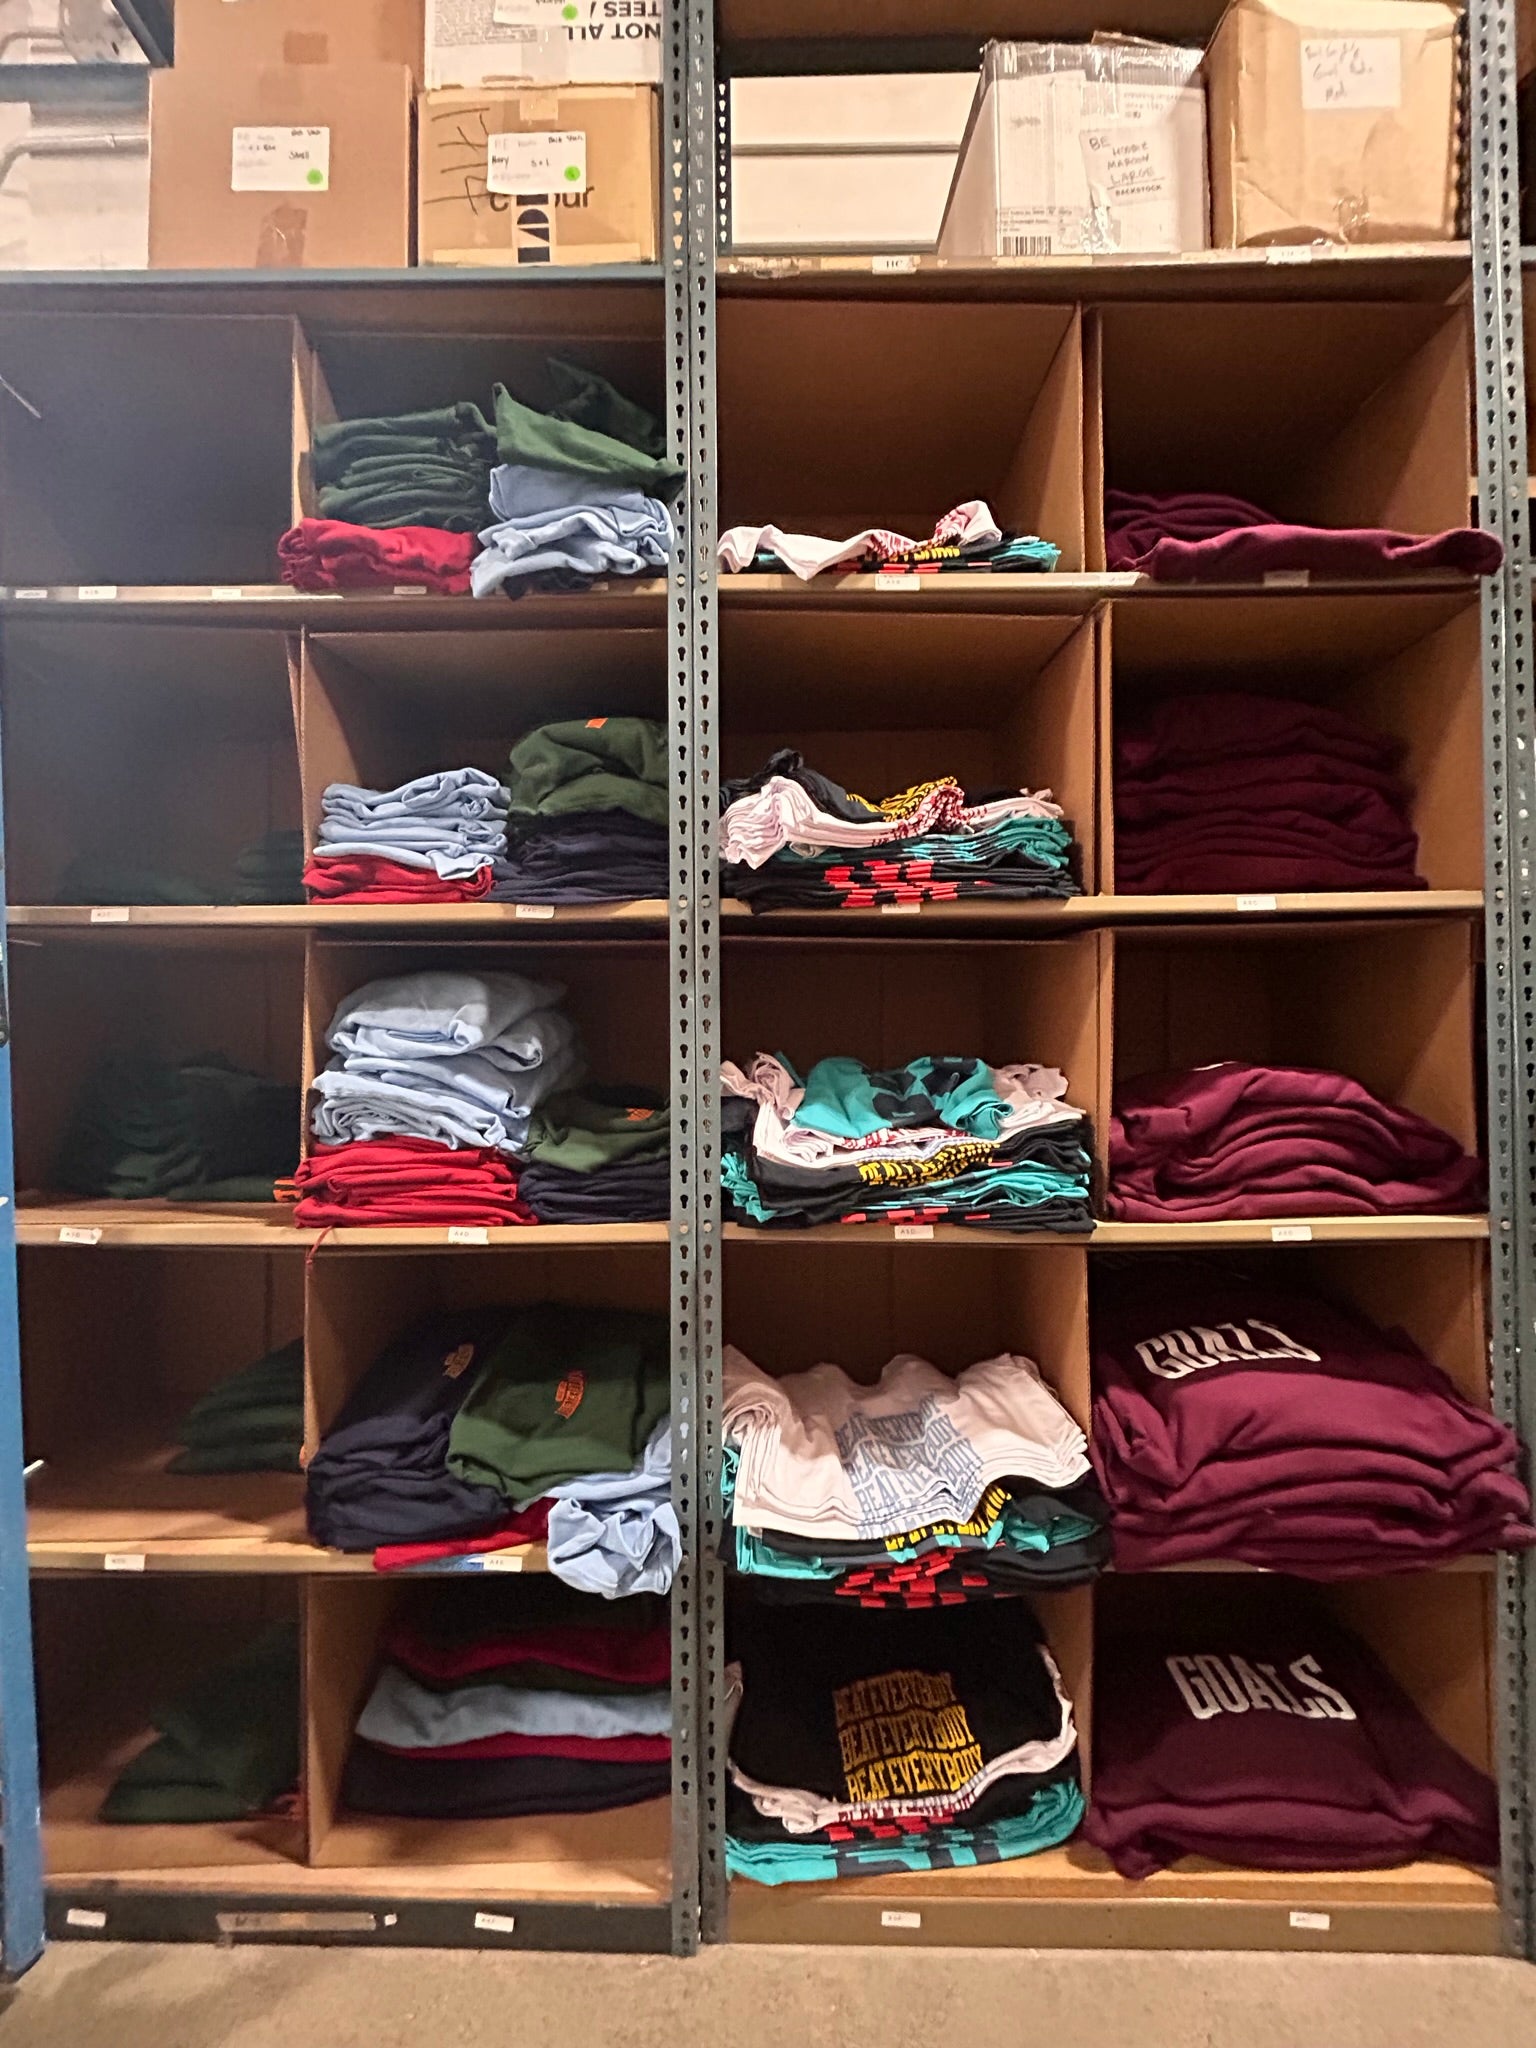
[1468,0,1536,1964]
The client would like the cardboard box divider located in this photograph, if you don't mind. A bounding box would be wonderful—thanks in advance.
[1099,590,1485,894]
[715,297,1087,573]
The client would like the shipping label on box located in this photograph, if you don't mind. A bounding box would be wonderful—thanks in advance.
[426,0,661,87]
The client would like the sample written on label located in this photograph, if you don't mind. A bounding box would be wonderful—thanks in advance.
[447,1226,491,1246]
[474,1911,518,1933]
[486,131,588,195]
[881,1910,922,1929]
[1299,37,1402,111]
[231,126,331,193]
[1271,1224,1314,1243]
[58,1226,102,1246]
[893,1223,935,1240]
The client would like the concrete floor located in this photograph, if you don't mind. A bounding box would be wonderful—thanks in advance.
[1,1944,1534,2048]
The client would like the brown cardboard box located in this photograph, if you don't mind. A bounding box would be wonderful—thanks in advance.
[416,85,658,266]
[174,0,423,82]
[149,64,413,270]
[1205,0,1459,245]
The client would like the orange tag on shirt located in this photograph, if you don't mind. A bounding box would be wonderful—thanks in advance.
[585,717,608,729]
[625,1107,655,1121]
[556,1370,586,1419]
[443,1344,476,1379]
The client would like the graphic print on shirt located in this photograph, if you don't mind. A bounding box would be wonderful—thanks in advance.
[555,1370,586,1420]
[1166,1651,1358,1722]
[835,1399,986,1535]
[1133,1316,1324,1381]
[834,1667,985,1802]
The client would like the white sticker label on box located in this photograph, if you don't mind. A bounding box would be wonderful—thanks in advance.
[1271,1224,1314,1243]
[514,903,556,920]
[231,126,331,194]
[1235,894,1278,913]
[1081,124,1175,212]
[89,906,131,924]
[881,1910,922,1929]
[1300,37,1402,111]
[875,572,920,590]
[872,254,917,274]
[447,1226,490,1245]
[474,1910,518,1932]
[103,1553,146,1572]
[76,585,117,601]
[65,1908,107,1930]
[1290,1909,1332,1931]
[894,1224,934,1240]
[58,1227,102,1246]
[486,131,587,196]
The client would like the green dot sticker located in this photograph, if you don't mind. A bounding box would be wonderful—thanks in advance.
[306,167,325,186]
[562,3,577,16]
[564,162,581,181]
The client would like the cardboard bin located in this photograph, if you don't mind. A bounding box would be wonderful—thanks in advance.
[425,0,662,88]
[173,0,424,81]
[1205,0,1460,245]
[416,84,659,267]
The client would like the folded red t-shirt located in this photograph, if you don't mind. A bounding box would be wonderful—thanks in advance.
[278,518,477,596]
[277,1137,534,1228]
[304,854,495,904]
[373,1502,552,1573]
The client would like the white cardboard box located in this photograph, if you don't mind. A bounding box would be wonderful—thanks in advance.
[938,40,1210,260]
[425,0,661,88]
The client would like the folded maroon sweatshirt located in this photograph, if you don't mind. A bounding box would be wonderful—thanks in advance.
[384,1618,671,1689]
[1108,1063,1486,1220]
[1118,694,1405,778]
[1104,490,1503,582]
[277,1137,534,1228]
[279,519,478,596]
[304,854,496,904]
[1085,1605,1500,1877]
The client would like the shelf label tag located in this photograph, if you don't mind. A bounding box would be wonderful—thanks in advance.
[881,1910,922,1929]
[65,1908,108,1929]
[874,572,921,590]
[1271,1224,1313,1243]
[872,254,917,274]
[103,1552,145,1572]
[893,1224,934,1240]
[447,1226,490,1245]
[478,1553,526,1573]
[1300,37,1401,111]
[76,585,118,601]
[13,587,48,600]
[209,587,244,600]
[231,126,331,193]
[474,1911,518,1933]
[1265,246,1314,265]
[392,584,429,596]
[58,1227,102,1246]
[880,902,921,915]
[487,130,588,195]
[1235,894,1278,913]
[514,903,556,920]
[1263,570,1310,587]
[89,906,131,924]
[1289,1909,1332,1931]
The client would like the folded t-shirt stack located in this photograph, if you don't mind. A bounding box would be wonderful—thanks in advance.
[1114,694,1423,894]
[54,1051,299,1203]
[1091,1268,1535,1574]
[718,501,1060,580]
[518,1089,670,1224]
[343,1580,670,1819]
[472,364,683,598]
[724,1345,1108,1607]
[721,749,1077,912]
[1107,1062,1486,1221]
[1085,1602,1499,1876]
[310,402,495,533]
[170,1337,305,1475]
[726,1601,1083,1884]
[56,831,305,910]
[496,717,669,904]
[306,1302,677,1598]
[1104,489,1503,583]
[304,768,510,904]
[278,519,478,596]
[232,829,306,906]
[724,1052,1094,1234]
[101,1620,300,1824]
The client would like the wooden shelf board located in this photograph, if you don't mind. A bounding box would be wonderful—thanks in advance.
[717,572,1487,613]
[0,586,667,629]
[724,1217,1489,1248]
[721,891,1483,929]
[15,1199,669,1252]
[9,901,670,935]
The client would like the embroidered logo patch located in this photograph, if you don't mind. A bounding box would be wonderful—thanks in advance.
[624,1106,655,1122]
[555,1370,586,1419]
[443,1344,476,1379]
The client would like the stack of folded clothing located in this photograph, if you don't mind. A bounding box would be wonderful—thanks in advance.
[1086,1600,1500,1876]
[726,1601,1083,1883]
[304,769,509,903]
[343,1580,671,1819]
[1104,489,1503,582]
[721,749,1078,912]
[472,365,682,598]
[306,1303,676,1597]
[496,717,669,904]
[723,1052,1093,1234]
[1114,694,1422,894]
[723,1345,1106,1607]
[719,502,1060,580]
[169,1337,305,1475]
[1107,1063,1486,1221]
[280,1137,531,1228]
[100,1620,300,1824]
[1092,1266,1535,1574]
[310,403,495,534]
[279,519,478,596]
[54,1051,298,1202]
[231,829,306,906]
[518,1089,670,1223]
[56,855,214,907]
